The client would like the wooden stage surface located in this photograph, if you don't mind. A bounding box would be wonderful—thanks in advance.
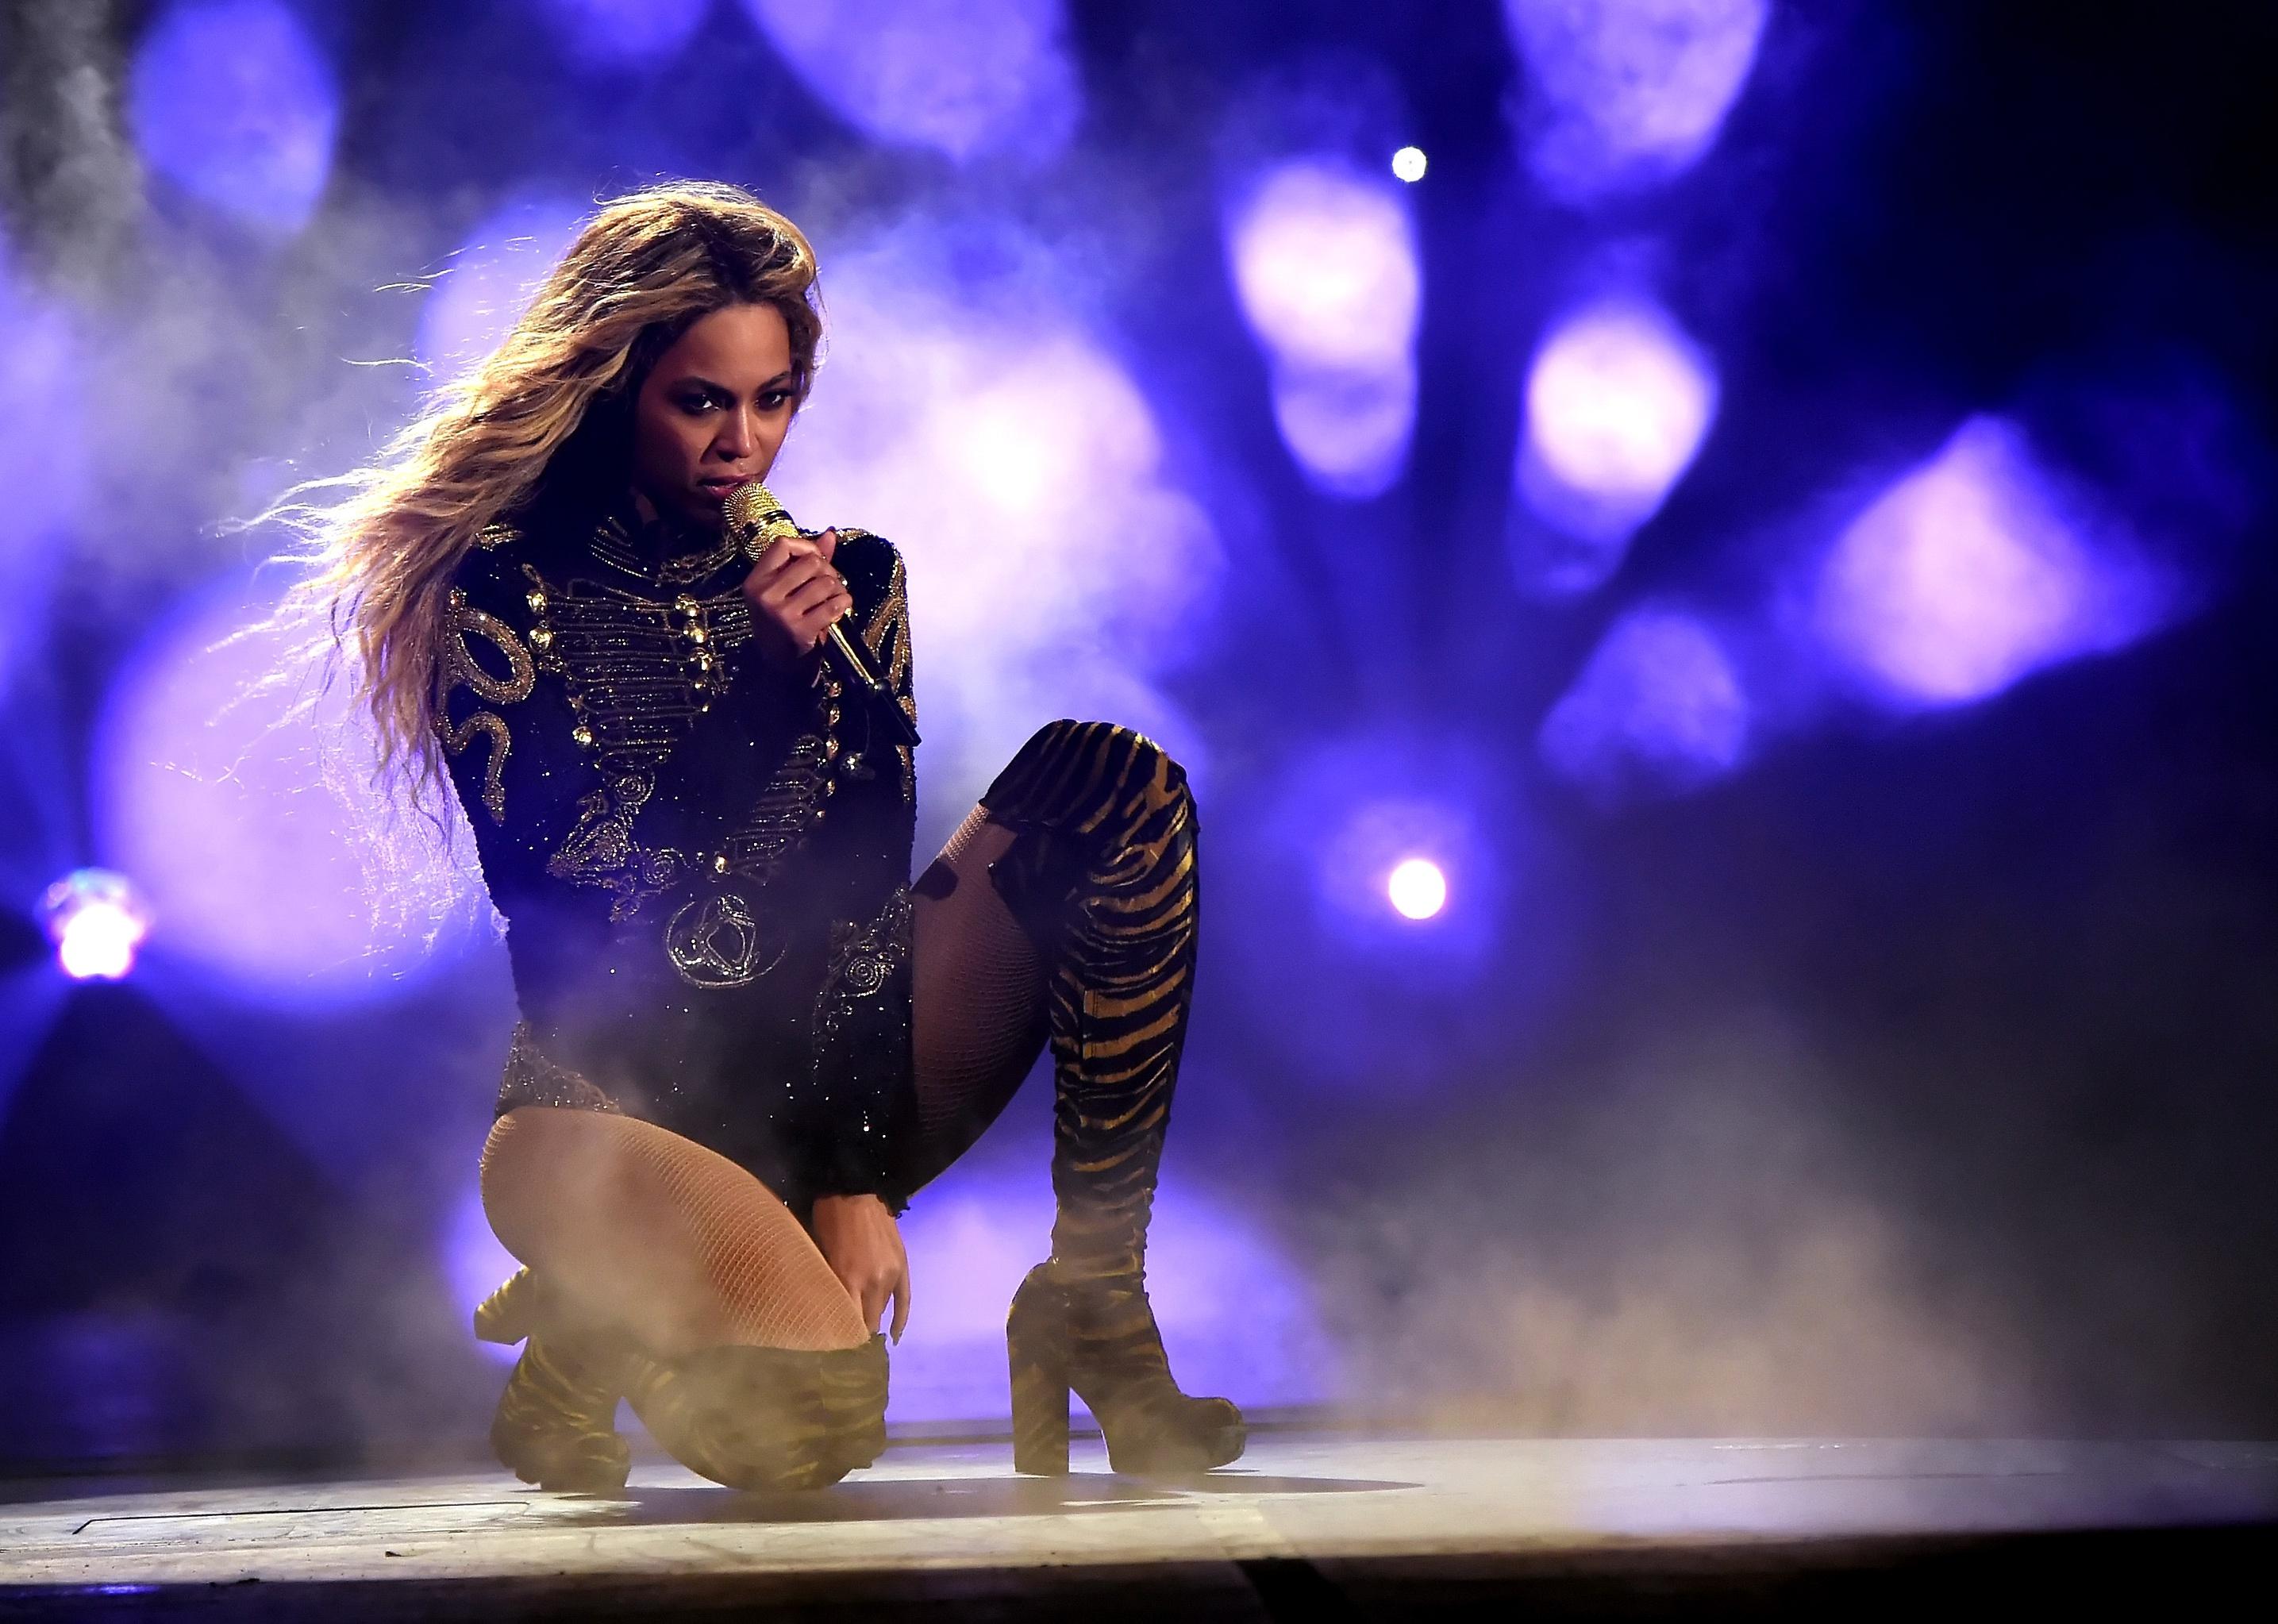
[3,1433,2274,1617]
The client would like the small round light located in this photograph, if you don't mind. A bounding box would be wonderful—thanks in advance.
[1386,856,1447,921]
[42,869,149,980]
[1391,146,1428,183]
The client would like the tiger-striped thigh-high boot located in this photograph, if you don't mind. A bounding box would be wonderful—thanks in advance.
[473,1268,634,1495]
[985,721,1246,1476]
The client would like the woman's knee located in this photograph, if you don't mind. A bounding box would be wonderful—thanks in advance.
[985,719,1193,834]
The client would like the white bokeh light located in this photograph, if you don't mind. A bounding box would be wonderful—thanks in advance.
[1514,298,1718,596]
[1808,417,2173,710]
[43,870,149,981]
[1386,856,1448,921]
[1226,161,1422,498]
[1391,145,1428,183]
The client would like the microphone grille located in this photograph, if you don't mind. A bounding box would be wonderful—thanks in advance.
[725,481,799,560]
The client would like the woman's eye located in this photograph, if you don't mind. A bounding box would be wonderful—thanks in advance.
[758,391,791,411]
[677,394,719,414]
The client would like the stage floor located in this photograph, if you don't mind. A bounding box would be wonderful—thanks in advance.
[4,1433,2276,1617]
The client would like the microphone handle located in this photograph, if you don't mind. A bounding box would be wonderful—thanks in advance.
[822,619,922,749]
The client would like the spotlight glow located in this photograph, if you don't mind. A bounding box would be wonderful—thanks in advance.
[1386,857,1448,921]
[1226,161,1422,497]
[41,870,148,982]
[1514,298,1718,595]
[740,0,1080,163]
[1503,0,1768,202]
[1808,417,2172,710]
[129,0,340,234]
[1391,145,1428,183]
[93,576,476,1006]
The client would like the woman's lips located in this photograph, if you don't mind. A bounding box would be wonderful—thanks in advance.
[697,476,747,498]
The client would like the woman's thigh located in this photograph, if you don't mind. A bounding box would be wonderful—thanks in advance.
[480,1106,864,1355]
[907,810,1050,1190]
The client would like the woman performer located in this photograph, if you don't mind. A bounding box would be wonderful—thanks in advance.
[287,181,1240,1492]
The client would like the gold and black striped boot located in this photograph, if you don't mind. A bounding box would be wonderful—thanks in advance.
[984,722,1247,1476]
[620,1335,889,1491]
[473,1268,634,1495]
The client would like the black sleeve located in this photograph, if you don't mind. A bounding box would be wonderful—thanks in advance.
[802,534,920,1210]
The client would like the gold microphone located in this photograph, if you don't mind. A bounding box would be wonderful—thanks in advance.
[725,482,920,748]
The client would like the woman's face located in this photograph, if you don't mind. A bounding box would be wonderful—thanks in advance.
[629,301,798,528]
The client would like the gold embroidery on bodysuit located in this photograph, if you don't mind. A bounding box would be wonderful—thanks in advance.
[856,544,917,806]
[437,586,537,824]
[813,887,913,1040]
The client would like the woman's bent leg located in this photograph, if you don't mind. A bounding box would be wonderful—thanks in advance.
[906,810,1050,1189]
[481,1107,868,1355]
[960,720,1244,1475]
[478,1108,886,1491]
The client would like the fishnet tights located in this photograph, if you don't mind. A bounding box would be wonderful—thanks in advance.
[479,808,1048,1357]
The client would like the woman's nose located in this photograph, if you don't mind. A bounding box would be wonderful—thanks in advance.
[713,410,755,460]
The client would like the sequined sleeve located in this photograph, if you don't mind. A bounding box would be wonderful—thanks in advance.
[436,529,604,883]
[795,533,920,1206]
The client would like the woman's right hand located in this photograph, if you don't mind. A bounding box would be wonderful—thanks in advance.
[741,528,851,670]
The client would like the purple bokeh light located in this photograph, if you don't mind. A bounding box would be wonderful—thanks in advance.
[533,0,714,67]
[129,0,340,234]
[1225,161,1421,498]
[1539,606,1750,805]
[740,0,1080,164]
[1513,297,1718,597]
[1503,0,1768,203]
[414,196,587,387]
[1807,417,2176,710]
[92,575,479,1007]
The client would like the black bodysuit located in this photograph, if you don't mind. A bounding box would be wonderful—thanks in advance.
[437,487,918,1218]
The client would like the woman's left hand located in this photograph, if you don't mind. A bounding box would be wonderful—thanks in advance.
[811,1193,910,1341]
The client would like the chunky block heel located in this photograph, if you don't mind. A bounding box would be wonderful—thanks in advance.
[1006,1261,1242,1477]
[1009,1268,1072,1476]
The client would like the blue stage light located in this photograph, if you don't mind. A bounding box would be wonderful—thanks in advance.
[414,197,587,387]
[41,870,148,982]
[1391,145,1428,183]
[1806,417,2175,711]
[739,0,1080,163]
[1502,0,1768,202]
[1538,606,1749,805]
[1513,297,1718,597]
[1225,161,1421,498]
[534,0,713,67]
[129,0,339,235]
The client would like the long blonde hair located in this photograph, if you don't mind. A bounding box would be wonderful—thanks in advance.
[271,180,822,806]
